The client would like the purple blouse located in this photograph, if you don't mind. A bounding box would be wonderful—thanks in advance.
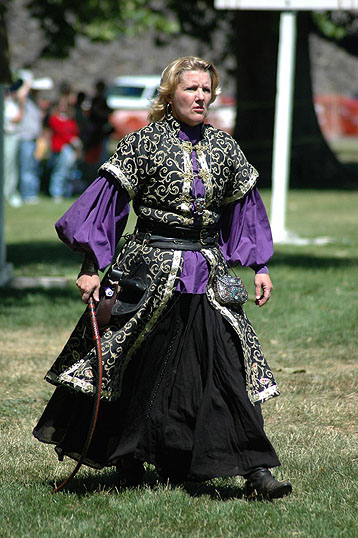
[56,123,273,293]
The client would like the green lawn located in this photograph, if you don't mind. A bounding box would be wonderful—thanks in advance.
[0,190,357,537]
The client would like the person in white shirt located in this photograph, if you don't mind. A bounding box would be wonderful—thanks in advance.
[19,87,43,204]
[3,79,25,207]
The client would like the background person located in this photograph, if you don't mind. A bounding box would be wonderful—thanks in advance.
[19,84,43,204]
[84,80,113,165]
[33,56,292,501]
[74,90,89,147]
[3,79,25,207]
[46,93,81,201]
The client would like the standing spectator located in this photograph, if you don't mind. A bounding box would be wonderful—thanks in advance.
[19,87,43,204]
[85,80,113,165]
[3,79,24,207]
[47,94,81,202]
[74,91,89,145]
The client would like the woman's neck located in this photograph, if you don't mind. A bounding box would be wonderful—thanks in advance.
[179,121,202,143]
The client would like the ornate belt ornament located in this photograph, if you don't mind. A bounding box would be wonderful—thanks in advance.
[194,196,206,216]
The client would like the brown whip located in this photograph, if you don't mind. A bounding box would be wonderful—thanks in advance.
[51,297,103,493]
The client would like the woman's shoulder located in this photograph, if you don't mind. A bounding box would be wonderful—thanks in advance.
[119,120,167,144]
[204,124,239,148]
[111,121,168,158]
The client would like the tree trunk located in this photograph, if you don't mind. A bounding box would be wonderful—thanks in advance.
[232,10,357,189]
[0,9,12,84]
[290,12,357,187]
[233,10,280,187]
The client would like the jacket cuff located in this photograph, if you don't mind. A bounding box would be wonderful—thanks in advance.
[250,263,269,274]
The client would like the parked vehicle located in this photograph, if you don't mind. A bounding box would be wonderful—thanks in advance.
[106,75,236,139]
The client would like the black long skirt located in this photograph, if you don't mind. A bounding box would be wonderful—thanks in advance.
[33,293,280,480]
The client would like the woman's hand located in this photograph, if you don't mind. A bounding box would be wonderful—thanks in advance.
[254,273,273,307]
[76,273,101,304]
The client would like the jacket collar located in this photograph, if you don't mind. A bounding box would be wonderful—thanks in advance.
[164,108,206,141]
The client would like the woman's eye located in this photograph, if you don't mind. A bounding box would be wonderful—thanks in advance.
[184,86,211,93]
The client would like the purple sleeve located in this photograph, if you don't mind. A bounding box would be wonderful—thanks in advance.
[55,176,130,271]
[218,187,273,274]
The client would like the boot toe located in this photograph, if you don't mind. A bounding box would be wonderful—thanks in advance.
[245,468,292,500]
[265,480,292,500]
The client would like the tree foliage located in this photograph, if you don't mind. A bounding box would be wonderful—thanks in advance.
[26,0,179,57]
[312,10,358,54]
[24,0,233,59]
[5,1,358,61]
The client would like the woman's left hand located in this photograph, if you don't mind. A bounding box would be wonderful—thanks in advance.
[254,273,273,307]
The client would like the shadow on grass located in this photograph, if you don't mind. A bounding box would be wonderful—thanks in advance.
[7,241,80,269]
[7,239,126,270]
[46,468,246,501]
[1,287,79,303]
[270,252,358,269]
[7,241,358,272]
[183,480,246,502]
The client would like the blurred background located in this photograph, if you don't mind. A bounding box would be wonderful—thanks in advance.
[1,0,358,201]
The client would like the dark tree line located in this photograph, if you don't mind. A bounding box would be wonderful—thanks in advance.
[1,1,358,187]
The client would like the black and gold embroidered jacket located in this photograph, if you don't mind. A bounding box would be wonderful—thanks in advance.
[45,113,279,405]
[100,112,258,227]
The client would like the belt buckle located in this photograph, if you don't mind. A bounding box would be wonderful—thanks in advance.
[143,232,151,247]
[200,228,218,246]
[200,228,209,246]
[135,231,151,248]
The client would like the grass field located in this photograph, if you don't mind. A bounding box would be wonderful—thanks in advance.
[0,190,357,537]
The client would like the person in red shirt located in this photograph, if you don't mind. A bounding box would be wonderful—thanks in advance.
[47,94,81,201]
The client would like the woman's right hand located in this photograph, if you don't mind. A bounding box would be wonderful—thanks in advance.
[76,273,101,304]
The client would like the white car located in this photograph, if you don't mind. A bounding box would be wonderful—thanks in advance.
[106,75,160,111]
[107,75,235,139]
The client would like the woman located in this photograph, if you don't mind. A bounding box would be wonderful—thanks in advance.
[33,57,292,500]
[47,94,81,201]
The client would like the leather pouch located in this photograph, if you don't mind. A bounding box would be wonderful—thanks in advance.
[213,274,248,306]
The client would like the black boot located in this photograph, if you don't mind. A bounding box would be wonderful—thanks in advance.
[245,467,292,500]
[157,467,188,485]
[157,450,191,485]
[116,455,145,488]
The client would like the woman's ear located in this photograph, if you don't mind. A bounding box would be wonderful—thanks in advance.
[166,96,173,105]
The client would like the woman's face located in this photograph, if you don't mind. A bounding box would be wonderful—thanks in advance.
[168,70,212,126]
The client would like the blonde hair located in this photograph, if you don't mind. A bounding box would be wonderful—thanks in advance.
[147,56,221,122]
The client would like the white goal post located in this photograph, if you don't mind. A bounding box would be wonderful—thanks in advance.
[216,1,358,10]
[215,1,356,242]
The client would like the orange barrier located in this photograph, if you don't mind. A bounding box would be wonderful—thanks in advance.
[314,94,358,139]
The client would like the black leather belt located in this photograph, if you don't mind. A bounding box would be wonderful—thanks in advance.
[135,219,219,250]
